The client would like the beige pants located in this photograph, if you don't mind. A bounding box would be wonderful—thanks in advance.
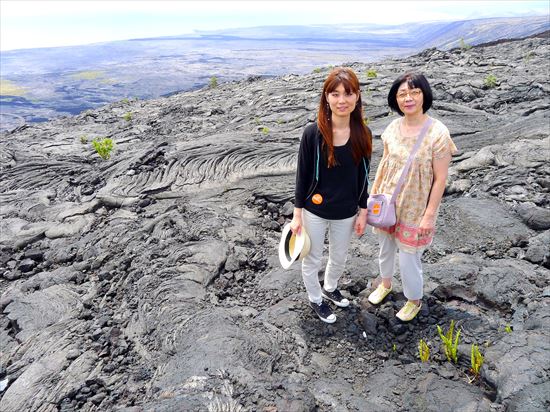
[301,209,355,304]
[378,232,424,300]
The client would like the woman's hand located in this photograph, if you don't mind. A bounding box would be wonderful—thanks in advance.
[354,208,368,236]
[418,213,435,238]
[290,208,303,235]
[419,154,451,239]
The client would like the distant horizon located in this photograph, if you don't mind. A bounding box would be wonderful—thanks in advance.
[1,0,548,51]
[2,15,549,53]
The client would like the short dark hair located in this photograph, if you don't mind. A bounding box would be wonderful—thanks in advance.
[387,72,433,115]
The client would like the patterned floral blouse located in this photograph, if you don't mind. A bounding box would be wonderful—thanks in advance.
[370,117,457,253]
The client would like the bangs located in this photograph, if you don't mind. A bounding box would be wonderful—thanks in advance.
[326,71,358,94]
[405,75,421,90]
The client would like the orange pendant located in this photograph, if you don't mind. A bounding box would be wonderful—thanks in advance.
[312,193,323,205]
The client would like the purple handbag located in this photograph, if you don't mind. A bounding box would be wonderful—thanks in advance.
[367,119,432,228]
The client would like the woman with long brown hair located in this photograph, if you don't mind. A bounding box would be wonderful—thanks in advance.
[290,67,372,323]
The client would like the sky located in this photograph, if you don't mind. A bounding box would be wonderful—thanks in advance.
[1,0,548,51]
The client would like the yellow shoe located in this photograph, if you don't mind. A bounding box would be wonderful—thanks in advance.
[396,301,422,322]
[367,283,392,305]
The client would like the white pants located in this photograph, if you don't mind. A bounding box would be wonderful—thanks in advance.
[301,209,355,304]
[378,233,423,300]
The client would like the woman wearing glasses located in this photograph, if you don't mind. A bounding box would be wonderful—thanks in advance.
[366,72,457,321]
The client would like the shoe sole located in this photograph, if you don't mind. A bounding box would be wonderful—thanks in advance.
[321,292,350,308]
[317,315,336,323]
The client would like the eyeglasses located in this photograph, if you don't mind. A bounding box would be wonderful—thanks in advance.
[397,89,422,100]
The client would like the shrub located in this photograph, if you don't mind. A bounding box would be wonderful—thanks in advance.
[504,324,512,333]
[366,68,377,78]
[484,74,498,89]
[363,118,370,126]
[209,76,218,88]
[123,112,132,121]
[312,67,322,74]
[418,339,430,362]
[470,344,484,377]
[437,319,460,363]
[91,137,115,160]
[459,37,472,50]
[80,135,88,144]
[120,98,130,104]
[260,126,270,135]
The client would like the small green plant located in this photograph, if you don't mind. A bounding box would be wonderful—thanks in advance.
[123,112,132,121]
[120,97,130,104]
[312,67,322,74]
[209,76,218,88]
[523,51,534,63]
[484,74,498,89]
[364,86,373,97]
[437,320,461,363]
[363,118,370,126]
[260,126,270,135]
[459,37,472,50]
[470,344,484,377]
[418,339,430,362]
[91,137,114,160]
[254,117,260,125]
[80,135,88,144]
[366,68,377,78]
[504,324,512,333]
[392,343,397,352]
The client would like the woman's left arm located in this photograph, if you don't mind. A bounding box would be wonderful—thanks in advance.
[418,154,452,236]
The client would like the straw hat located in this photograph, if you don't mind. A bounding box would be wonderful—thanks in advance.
[278,223,311,269]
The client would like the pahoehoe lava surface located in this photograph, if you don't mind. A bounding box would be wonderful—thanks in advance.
[1,34,549,411]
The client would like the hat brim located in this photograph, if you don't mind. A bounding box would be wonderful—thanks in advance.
[278,223,310,269]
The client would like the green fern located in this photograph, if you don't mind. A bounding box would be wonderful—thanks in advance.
[91,137,114,160]
[484,74,498,89]
[470,344,484,377]
[437,320,460,363]
[459,37,472,50]
[418,339,430,362]
[366,68,377,78]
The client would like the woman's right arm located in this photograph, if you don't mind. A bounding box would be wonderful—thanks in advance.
[290,207,303,235]
[292,127,314,234]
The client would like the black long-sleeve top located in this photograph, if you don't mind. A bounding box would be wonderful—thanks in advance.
[294,123,370,220]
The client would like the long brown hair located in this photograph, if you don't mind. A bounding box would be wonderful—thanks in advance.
[317,67,372,167]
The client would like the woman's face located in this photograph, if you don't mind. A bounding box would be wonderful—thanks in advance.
[326,83,358,119]
[396,81,424,116]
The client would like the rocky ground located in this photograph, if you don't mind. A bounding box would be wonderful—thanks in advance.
[0,33,549,411]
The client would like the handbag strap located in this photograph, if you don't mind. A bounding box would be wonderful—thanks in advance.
[390,118,433,204]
